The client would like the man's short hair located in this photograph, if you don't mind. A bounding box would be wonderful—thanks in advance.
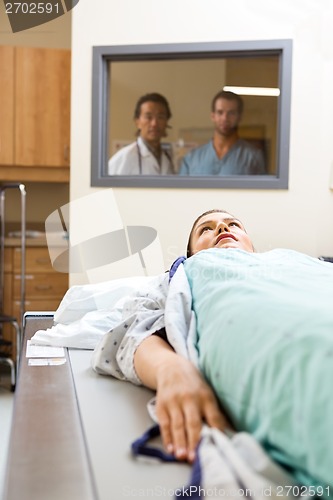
[211,90,244,114]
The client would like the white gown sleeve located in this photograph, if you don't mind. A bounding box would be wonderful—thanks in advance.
[91,273,169,384]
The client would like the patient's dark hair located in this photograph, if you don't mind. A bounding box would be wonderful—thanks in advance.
[186,209,232,258]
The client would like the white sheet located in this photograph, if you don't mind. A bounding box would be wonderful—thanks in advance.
[30,274,163,350]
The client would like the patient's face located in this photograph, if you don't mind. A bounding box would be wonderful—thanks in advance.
[190,212,254,255]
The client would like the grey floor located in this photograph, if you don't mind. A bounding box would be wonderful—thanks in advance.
[0,367,14,500]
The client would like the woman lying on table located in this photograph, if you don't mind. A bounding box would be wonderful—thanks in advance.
[93,209,333,492]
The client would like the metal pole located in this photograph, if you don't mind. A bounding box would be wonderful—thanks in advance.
[19,184,26,324]
[0,188,5,313]
[0,183,26,322]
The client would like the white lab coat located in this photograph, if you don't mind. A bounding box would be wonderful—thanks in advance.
[108,137,174,175]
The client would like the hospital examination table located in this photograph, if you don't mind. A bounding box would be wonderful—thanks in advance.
[3,313,190,500]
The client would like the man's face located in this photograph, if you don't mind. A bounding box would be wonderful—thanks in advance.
[211,98,241,137]
[135,101,169,145]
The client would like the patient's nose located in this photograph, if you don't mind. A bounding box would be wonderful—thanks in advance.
[217,222,229,233]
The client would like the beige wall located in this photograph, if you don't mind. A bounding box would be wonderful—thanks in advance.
[71,0,333,283]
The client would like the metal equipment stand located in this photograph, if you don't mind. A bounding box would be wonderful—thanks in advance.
[0,183,26,391]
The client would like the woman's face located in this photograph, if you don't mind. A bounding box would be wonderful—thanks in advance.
[190,212,254,255]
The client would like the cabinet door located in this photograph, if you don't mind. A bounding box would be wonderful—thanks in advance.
[13,272,68,300]
[0,46,15,165]
[15,47,71,167]
[14,247,57,273]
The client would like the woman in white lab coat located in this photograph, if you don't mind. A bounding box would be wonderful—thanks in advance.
[108,93,174,175]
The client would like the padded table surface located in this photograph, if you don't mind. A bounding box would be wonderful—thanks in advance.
[3,314,190,500]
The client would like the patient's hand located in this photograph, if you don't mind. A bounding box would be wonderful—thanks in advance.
[155,356,229,462]
[134,334,229,462]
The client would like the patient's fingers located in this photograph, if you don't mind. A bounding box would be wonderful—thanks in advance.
[168,406,188,460]
[157,398,187,460]
[156,405,173,453]
[157,390,206,462]
[204,399,230,432]
[182,401,202,462]
[155,355,229,462]
[182,388,228,462]
[199,387,227,429]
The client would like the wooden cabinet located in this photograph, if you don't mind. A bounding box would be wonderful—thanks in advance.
[0,46,15,165]
[15,47,71,168]
[3,245,69,354]
[13,246,69,315]
[0,46,70,182]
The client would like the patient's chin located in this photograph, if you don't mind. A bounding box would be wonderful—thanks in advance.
[215,241,238,250]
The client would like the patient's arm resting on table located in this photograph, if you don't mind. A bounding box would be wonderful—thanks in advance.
[134,334,228,463]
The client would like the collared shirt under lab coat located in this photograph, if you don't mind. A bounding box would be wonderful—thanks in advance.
[108,136,174,175]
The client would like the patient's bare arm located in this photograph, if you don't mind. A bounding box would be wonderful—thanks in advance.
[134,334,229,462]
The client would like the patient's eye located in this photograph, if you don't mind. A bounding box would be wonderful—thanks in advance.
[229,221,241,228]
[200,226,211,234]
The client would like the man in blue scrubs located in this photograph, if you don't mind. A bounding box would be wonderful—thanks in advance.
[179,90,265,176]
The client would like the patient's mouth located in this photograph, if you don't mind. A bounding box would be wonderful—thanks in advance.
[216,233,237,245]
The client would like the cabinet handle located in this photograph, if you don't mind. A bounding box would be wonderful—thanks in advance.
[35,284,52,291]
[64,145,70,162]
[35,258,50,264]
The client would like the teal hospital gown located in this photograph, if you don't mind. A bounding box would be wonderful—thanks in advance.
[184,248,333,495]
